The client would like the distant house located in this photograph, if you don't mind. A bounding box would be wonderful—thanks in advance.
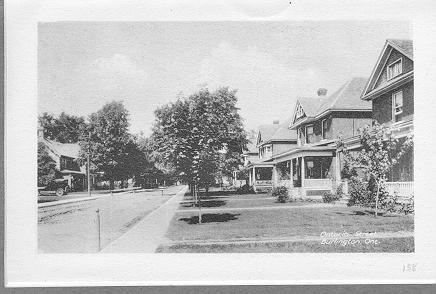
[38,129,87,191]
[360,39,414,196]
[271,78,372,198]
[243,120,298,192]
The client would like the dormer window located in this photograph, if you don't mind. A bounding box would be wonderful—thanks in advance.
[387,58,402,80]
[392,90,403,122]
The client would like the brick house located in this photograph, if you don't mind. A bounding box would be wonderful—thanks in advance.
[271,78,372,198]
[360,39,414,196]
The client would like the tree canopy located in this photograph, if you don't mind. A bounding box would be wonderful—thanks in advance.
[78,101,133,187]
[150,87,248,190]
[38,112,86,143]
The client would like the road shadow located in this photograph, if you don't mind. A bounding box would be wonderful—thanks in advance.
[179,213,240,224]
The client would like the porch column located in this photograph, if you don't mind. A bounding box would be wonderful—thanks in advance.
[252,166,256,188]
[334,151,341,188]
[248,169,252,186]
[273,165,278,187]
[301,157,305,197]
[289,160,294,188]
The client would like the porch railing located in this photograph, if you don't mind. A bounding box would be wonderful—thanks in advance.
[385,181,414,197]
[255,180,273,186]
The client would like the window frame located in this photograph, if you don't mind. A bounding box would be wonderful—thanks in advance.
[392,90,404,122]
[305,124,314,144]
[321,118,328,140]
[387,58,403,81]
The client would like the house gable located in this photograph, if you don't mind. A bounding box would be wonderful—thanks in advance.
[362,39,413,100]
[373,48,413,90]
[292,101,306,125]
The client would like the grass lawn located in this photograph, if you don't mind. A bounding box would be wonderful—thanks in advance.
[156,237,414,253]
[165,206,413,242]
[160,202,414,252]
[179,196,313,210]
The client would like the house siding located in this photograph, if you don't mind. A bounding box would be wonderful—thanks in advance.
[272,142,297,156]
[372,81,414,125]
[374,48,413,89]
[298,111,372,145]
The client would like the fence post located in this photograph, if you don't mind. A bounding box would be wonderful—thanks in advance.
[96,209,101,251]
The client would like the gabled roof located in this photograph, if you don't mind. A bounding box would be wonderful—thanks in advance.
[297,97,325,117]
[244,140,259,154]
[257,124,280,146]
[269,119,297,141]
[387,39,413,59]
[41,138,81,159]
[290,77,370,129]
[361,39,413,100]
[317,77,370,114]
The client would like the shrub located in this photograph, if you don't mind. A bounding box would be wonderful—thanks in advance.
[336,183,345,199]
[272,186,289,203]
[322,191,340,203]
[347,176,370,206]
[402,194,414,215]
[236,184,255,194]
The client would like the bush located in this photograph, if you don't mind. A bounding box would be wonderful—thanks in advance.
[336,183,345,199]
[347,176,370,206]
[322,191,340,203]
[272,186,289,203]
[236,184,255,194]
[402,194,414,215]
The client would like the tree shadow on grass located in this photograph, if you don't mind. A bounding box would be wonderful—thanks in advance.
[179,213,241,224]
[335,210,393,217]
[181,200,227,208]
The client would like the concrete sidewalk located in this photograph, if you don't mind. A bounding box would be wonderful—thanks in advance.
[101,185,188,253]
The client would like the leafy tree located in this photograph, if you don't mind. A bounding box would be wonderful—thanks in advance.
[338,122,413,216]
[38,112,87,143]
[151,87,248,193]
[78,101,131,189]
[37,142,61,186]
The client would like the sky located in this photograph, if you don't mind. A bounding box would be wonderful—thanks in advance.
[38,21,411,135]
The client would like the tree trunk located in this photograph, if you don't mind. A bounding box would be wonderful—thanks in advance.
[375,181,380,218]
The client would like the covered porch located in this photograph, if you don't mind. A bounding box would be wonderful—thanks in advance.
[246,162,274,193]
[272,146,340,198]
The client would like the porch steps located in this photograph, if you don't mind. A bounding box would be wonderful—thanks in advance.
[334,196,350,206]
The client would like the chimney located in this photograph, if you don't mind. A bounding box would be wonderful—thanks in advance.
[273,120,280,125]
[317,88,328,97]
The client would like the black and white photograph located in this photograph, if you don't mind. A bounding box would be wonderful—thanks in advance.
[4,0,436,287]
[36,21,414,254]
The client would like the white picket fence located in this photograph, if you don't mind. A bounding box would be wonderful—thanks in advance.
[385,182,414,197]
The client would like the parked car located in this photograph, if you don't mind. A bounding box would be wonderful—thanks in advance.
[38,179,69,197]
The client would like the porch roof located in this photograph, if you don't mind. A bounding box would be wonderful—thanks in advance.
[272,145,336,163]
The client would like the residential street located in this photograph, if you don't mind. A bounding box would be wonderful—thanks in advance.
[38,185,186,253]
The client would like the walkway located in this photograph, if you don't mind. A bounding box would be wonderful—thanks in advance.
[101,185,188,253]
[176,202,342,213]
[159,230,414,247]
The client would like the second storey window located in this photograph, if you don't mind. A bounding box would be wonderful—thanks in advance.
[305,125,314,144]
[387,58,402,80]
[392,90,403,122]
[321,119,328,140]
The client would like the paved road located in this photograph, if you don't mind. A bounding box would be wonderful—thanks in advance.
[38,185,184,253]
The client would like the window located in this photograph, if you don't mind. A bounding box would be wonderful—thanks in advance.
[304,157,332,179]
[305,125,314,144]
[392,91,403,122]
[321,119,328,140]
[387,58,402,80]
